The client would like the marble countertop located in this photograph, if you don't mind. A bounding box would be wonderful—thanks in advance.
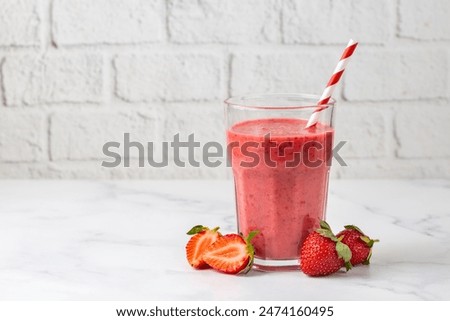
[0,180,449,300]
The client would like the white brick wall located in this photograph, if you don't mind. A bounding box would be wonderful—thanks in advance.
[53,0,165,45]
[50,111,157,160]
[0,0,40,46]
[398,0,450,40]
[168,0,281,44]
[231,52,337,95]
[114,54,222,102]
[0,0,449,179]
[395,104,450,158]
[283,0,392,44]
[0,111,45,162]
[344,49,448,101]
[2,54,103,106]
[334,104,387,159]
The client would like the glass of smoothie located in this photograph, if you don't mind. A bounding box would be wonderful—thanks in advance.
[225,93,335,271]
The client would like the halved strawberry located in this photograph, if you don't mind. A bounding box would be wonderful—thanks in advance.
[203,231,258,274]
[186,225,221,269]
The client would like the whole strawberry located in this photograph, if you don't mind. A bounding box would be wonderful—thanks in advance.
[336,225,379,266]
[186,225,221,269]
[300,221,352,277]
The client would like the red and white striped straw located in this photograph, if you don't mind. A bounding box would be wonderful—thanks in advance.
[305,39,358,128]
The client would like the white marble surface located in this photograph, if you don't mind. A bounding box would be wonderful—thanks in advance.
[0,180,449,300]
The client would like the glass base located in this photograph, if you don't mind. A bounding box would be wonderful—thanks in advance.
[253,258,300,272]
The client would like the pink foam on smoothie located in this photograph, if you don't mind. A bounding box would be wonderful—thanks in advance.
[227,118,334,260]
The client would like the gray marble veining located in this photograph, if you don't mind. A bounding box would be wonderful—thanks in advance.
[0,180,449,300]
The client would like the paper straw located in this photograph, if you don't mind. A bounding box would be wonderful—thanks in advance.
[305,39,358,128]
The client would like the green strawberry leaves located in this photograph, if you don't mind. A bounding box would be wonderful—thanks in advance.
[363,251,373,265]
[317,220,339,241]
[336,241,353,271]
[317,220,353,271]
[186,225,215,235]
[241,230,259,275]
[360,235,379,248]
[344,224,364,235]
[187,225,207,235]
[246,230,259,243]
[316,228,337,241]
[320,221,332,231]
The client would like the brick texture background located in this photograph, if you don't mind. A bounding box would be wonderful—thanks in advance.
[0,0,449,179]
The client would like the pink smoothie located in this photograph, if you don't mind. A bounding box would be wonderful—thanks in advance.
[227,118,334,260]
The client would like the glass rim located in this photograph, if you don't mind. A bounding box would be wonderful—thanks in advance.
[224,93,335,111]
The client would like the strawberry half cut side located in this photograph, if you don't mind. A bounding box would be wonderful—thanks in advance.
[186,225,221,269]
[203,231,259,275]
